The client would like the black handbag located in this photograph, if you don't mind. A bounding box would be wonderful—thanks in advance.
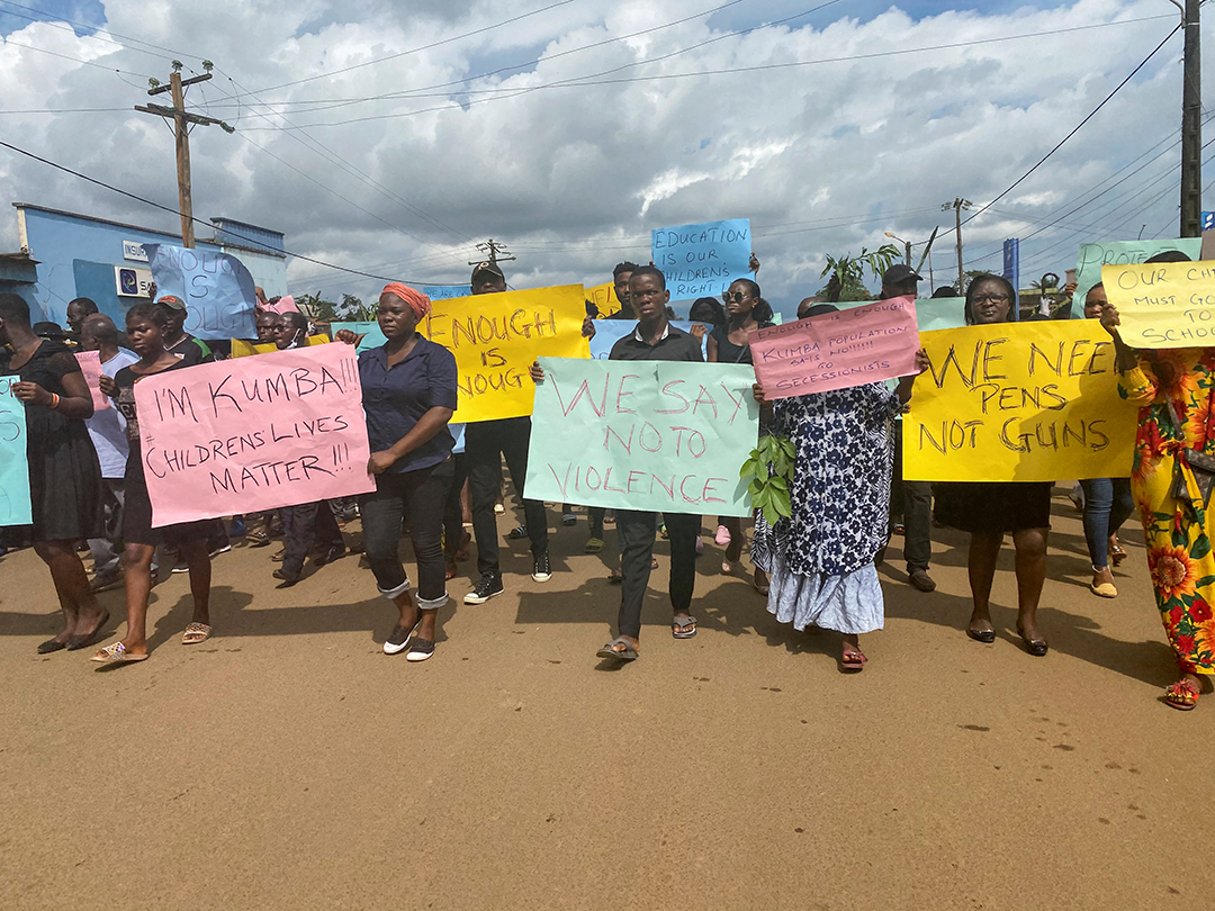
[1168,398,1215,507]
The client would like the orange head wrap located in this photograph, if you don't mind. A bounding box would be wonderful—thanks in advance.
[380,282,431,319]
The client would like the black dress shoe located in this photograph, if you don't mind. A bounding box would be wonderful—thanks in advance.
[1022,637,1049,657]
[272,568,299,587]
[966,628,996,644]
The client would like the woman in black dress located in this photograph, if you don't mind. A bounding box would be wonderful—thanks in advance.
[92,304,214,664]
[932,275,1052,656]
[0,293,107,652]
[707,279,775,592]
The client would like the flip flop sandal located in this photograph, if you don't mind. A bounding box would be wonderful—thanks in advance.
[840,646,867,672]
[181,622,212,645]
[672,616,698,640]
[406,638,435,662]
[584,537,605,554]
[1165,680,1200,711]
[91,642,148,664]
[596,638,638,661]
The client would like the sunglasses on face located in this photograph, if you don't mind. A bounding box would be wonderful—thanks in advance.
[722,291,748,304]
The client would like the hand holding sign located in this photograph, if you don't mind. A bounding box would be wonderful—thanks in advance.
[1101,259,1215,349]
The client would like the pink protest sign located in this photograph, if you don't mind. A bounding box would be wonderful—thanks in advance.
[74,350,109,412]
[750,296,921,400]
[133,343,375,526]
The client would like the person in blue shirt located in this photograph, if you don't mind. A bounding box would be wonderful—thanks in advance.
[337,283,457,662]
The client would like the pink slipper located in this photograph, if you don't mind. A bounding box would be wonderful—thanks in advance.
[714,524,732,547]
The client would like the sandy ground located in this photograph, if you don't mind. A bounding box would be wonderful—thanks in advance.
[0,488,1211,910]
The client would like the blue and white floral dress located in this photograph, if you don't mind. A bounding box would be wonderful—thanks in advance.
[752,382,899,634]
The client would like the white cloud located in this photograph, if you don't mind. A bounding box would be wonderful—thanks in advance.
[0,0,1205,313]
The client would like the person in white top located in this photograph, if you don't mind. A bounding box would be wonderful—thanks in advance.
[78,314,139,591]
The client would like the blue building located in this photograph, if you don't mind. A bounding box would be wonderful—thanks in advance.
[10,203,289,326]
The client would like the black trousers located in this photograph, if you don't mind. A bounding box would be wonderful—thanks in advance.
[359,461,452,605]
[465,416,548,576]
[442,452,468,555]
[616,510,698,639]
[890,430,932,572]
[281,500,343,577]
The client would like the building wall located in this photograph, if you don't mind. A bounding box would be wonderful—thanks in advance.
[14,205,287,326]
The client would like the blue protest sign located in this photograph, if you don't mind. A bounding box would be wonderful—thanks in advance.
[589,320,708,360]
[651,218,752,299]
[331,321,387,353]
[144,244,257,340]
[0,378,33,526]
[422,285,470,301]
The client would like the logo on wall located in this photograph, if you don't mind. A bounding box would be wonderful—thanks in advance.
[114,266,153,299]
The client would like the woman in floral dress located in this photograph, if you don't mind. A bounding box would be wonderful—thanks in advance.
[1102,255,1215,710]
[751,303,926,671]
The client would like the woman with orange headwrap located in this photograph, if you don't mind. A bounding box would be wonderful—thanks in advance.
[337,283,458,661]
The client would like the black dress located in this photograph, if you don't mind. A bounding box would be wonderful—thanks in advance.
[2,339,104,541]
[933,481,1053,533]
[710,321,775,364]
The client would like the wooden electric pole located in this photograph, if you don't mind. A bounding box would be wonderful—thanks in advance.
[135,61,234,248]
[1180,0,1202,237]
[943,198,972,291]
[469,239,517,267]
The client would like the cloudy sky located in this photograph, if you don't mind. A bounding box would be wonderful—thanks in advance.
[0,0,1208,314]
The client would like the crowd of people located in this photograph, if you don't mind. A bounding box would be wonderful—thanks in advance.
[2,249,1213,712]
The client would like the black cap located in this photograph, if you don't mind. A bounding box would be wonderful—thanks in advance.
[471,260,505,283]
[882,264,922,286]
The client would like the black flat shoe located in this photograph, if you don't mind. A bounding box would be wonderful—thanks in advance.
[37,638,66,654]
[1021,637,1049,657]
[66,611,110,651]
[272,569,299,587]
[966,628,996,643]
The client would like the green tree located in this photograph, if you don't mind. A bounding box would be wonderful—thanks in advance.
[295,292,339,322]
[817,244,901,302]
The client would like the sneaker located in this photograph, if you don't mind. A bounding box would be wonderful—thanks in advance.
[406,638,435,662]
[908,568,937,592]
[464,572,504,604]
[562,511,577,527]
[383,622,417,655]
[494,503,505,515]
[171,561,189,574]
[532,551,552,583]
[210,543,232,558]
[507,524,529,540]
[714,524,731,547]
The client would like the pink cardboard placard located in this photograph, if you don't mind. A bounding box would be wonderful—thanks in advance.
[74,350,110,412]
[134,343,375,526]
[749,296,921,399]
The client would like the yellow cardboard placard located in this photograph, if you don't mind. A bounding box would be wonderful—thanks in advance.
[903,321,1137,482]
[1102,259,1215,348]
[586,281,621,318]
[230,335,329,357]
[423,285,590,423]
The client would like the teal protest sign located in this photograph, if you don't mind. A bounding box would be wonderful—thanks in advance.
[331,321,387,353]
[1072,238,1203,317]
[145,244,258,340]
[422,285,470,301]
[588,320,707,359]
[525,358,759,516]
[0,378,32,526]
[652,218,752,299]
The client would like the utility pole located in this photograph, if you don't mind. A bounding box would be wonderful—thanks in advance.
[943,198,972,291]
[883,231,912,265]
[469,239,517,267]
[1180,0,1202,237]
[135,60,234,248]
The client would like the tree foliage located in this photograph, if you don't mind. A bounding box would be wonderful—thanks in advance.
[817,243,901,302]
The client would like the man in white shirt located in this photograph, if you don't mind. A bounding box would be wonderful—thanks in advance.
[78,314,139,591]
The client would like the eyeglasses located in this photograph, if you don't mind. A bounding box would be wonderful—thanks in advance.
[972,293,1010,304]
[722,291,748,304]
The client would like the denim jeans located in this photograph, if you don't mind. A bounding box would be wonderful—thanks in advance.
[1079,477,1134,568]
[359,460,453,607]
[280,500,344,577]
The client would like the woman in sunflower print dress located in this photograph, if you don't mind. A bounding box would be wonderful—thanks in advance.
[1101,253,1215,711]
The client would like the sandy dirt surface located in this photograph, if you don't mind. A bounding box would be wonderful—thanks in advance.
[0,490,1211,910]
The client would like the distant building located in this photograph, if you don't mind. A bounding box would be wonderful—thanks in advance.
[9,203,288,325]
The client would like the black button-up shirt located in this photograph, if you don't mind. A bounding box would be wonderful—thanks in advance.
[608,322,704,363]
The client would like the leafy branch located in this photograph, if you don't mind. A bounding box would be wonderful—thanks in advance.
[739,434,796,526]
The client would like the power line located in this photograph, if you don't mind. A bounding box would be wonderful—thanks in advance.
[237,15,1176,130]
[958,22,1182,230]
[0,137,429,284]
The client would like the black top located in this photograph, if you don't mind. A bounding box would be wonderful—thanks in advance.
[358,336,458,474]
[114,358,191,444]
[608,323,704,363]
[710,321,775,365]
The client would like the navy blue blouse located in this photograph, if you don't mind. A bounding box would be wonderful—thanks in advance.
[358,335,458,474]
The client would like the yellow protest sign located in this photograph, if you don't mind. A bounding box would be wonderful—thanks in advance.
[587,281,621,318]
[903,321,1137,482]
[1102,259,1215,349]
[230,335,330,357]
[423,285,590,423]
